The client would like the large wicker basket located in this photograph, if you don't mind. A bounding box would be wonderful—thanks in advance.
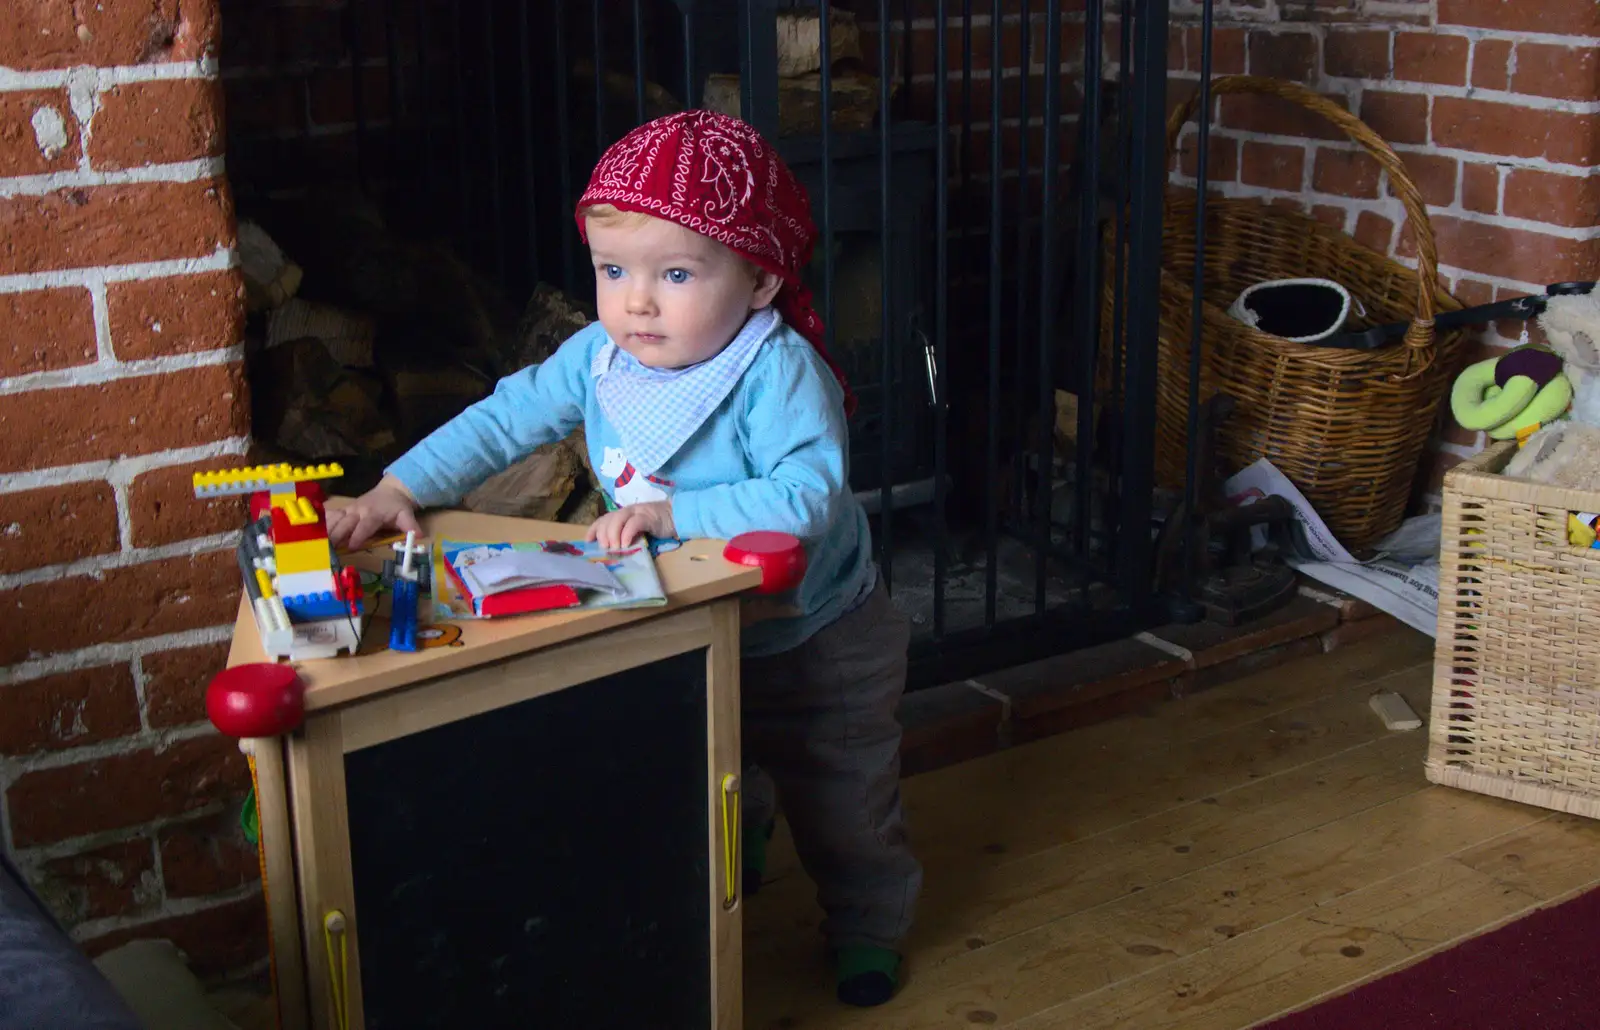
[1426,444,1600,817]
[1104,76,1464,551]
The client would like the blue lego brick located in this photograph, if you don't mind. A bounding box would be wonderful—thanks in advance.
[389,578,420,652]
[284,591,353,621]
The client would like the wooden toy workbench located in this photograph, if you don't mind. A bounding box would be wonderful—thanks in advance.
[217,506,774,1030]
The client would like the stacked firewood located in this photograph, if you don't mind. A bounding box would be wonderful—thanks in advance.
[237,196,603,522]
[703,8,896,135]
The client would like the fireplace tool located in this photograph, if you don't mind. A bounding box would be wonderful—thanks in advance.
[1155,393,1298,626]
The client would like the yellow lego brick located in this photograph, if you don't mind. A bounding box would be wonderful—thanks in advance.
[273,539,333,576]
[255,568,274,598]
[192,462,345,496]
[284,496,320,526]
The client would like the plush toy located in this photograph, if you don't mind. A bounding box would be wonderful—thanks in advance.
[1450,344,1572,442]
[1503,291,1600,490]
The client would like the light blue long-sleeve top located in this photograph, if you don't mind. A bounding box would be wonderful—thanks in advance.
[385,317,874,656]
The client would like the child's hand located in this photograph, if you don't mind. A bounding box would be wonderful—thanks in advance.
[587,501,676,550]
[326,476,423,551]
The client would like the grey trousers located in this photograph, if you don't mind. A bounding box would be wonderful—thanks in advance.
[741,574,923,951]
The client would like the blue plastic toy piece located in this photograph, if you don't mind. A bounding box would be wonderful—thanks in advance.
[283,591,353,620]
[389,577,420,652]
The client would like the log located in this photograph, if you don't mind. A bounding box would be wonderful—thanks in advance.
[463,426,602,526]
[509,283,596,371]
[237,219,302,312]
[266,298,376,368]
[775,9,863,77]
[257,337,396,462]
[703,69,884,136]
[466,282,603,524]
[463,437,586,522]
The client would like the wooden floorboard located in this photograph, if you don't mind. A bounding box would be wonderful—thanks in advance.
[743,631,1600,1029]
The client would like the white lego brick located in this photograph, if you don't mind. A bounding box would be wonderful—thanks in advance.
[273,569,336,600]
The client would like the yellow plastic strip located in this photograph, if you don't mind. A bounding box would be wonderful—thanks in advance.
[323,911,350,1030]
[720,774,740,908]
[255,568,275,599]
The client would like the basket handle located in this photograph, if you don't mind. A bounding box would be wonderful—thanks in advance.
[1166,76,1440,366]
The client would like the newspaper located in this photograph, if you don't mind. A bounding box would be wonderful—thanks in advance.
[1224,458,1440,637]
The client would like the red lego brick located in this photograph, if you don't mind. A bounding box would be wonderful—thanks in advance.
[249,481,328,521]
[269,504,328,545]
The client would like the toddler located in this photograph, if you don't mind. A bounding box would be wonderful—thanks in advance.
[327,110,921,1007]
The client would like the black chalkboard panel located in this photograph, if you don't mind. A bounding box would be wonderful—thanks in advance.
[344,647,711,1029]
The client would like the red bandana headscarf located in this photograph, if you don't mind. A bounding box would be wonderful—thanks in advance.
[574,110,856,416]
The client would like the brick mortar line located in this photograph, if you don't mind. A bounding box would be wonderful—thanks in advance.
[1174,123,1600,178]
[0,720,221,780]
[129,654,152,735]
[1433,266,1546,295]
[0,59,219,93]
[145,823,170,924]
[88,280,114,363]
[1174,163,1600,243]
[0,158,228,199]
[1165,175,1555,324]
[0,345,246,396]
[0,246,236,294]
[1173,126,1600,193]
[1172,21,1600,49]
[1161,65,1600,116]
[10,800,231,866]
[0,624,235,688]
[68,880,262,947]
[112,480,136,553]
[925,84,1600,178]
[1171,171,1407,230]
[1325,79,1598,115]
[0,438,249,495]
[0,532,237,592]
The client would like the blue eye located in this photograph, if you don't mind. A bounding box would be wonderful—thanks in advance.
[665,268,691,284]
[601,265,623,280]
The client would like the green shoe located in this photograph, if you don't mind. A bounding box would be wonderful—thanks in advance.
[836,946,900,1007]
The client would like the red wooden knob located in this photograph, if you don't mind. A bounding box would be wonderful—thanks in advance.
[723,532,807,594]
[206,663,306,739]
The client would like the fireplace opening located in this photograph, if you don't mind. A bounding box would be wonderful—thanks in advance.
[218,0,1173,683]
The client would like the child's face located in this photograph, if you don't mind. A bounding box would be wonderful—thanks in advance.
[586,214,783,369]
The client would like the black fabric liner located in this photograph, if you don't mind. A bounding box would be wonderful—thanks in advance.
[1242,282,1347,339]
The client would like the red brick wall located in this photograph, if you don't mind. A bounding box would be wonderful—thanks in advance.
[1166,0,1600,501]
[0,1,263,977]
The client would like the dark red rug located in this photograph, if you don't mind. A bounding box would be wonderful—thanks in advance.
[1259,884,1600,1029]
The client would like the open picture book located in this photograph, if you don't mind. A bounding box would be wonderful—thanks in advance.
[430,538,669,619]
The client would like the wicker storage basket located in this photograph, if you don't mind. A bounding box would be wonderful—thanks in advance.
[1104,76,1463,551]
[1426,442,1600,817]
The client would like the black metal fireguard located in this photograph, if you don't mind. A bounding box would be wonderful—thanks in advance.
[222,0,1210,690]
